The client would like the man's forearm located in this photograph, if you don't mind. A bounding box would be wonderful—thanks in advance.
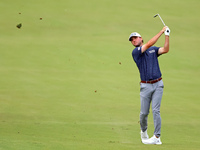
[163,35,169,53]
[157,34,170,55]
[147,31,164,47]
[141,30,164,53]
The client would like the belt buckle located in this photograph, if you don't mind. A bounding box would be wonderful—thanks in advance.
[149,79,157,84]
[149,79,154,84]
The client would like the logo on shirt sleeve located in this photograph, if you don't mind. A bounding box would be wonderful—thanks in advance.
[138,47,140,51]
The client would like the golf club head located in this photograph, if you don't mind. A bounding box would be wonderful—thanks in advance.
[153,14,159,18]
[153,13,166,26]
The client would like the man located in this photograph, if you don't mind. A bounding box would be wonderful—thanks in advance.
[129,26,170,145]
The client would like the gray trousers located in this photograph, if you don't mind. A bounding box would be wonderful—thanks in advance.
[140,80,164,137]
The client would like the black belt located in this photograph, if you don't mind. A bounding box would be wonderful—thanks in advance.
[141,77,162,84]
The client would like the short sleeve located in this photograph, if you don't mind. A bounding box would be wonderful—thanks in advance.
[132,46,142,62]
[154,46,161,57]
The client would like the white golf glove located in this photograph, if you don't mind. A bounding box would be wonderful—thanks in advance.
[165,27,170,36]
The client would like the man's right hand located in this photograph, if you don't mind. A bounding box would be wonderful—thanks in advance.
[162,26,168,33]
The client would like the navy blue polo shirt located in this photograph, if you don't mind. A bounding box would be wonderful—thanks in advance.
[132,46,162,81]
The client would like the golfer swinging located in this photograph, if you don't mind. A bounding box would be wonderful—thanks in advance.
[129,26,170,144]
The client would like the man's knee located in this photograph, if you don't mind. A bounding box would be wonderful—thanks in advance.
[152,109,160,116]
[140,112,149,118]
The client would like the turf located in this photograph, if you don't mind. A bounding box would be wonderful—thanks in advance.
[0,0,200,149]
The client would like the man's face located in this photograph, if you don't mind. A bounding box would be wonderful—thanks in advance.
[130,36,143,47]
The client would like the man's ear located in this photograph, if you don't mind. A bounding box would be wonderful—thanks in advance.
[139,37,144,43]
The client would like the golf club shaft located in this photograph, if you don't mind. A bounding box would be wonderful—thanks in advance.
[158,14,166,26]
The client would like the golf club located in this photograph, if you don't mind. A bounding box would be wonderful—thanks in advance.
[154,14,166,26]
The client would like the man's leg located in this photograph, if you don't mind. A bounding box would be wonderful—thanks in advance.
[140,83,153,132]
[152,80,164,137]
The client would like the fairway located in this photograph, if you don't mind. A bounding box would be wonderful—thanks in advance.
[0,0,200,149]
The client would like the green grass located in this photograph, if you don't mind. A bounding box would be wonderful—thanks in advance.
[0,0,200,149]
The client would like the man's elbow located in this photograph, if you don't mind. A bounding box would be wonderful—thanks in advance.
[163,48,169,54]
